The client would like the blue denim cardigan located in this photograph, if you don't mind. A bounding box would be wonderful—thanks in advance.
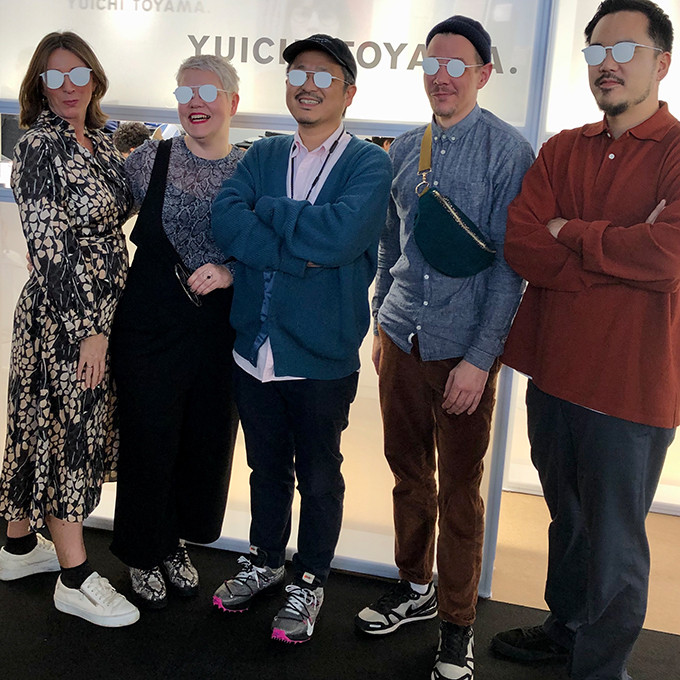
[212,133,392,380]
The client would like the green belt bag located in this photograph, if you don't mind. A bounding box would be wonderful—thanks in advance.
[413,124,496,278]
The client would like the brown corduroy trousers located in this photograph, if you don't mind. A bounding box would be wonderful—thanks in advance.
[378,327,500,626]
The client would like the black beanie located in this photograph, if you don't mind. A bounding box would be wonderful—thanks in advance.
[426,15,492,65]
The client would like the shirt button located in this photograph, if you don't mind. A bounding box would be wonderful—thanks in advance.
[416,325,422,331]
[608,153,615,159]
[424,274,430,280]
[433,180,439,186]
[434,136,438,141]
[451,136,456,141]
[423,301,429,306]
[440,149,446,155]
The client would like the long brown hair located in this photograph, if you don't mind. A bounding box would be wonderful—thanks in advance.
[18,32,109,129]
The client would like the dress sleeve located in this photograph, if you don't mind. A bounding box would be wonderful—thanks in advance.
[124,139,160,214]
[11,132,103,341]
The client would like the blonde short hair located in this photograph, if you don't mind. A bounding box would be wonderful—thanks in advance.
[176,54,239,93]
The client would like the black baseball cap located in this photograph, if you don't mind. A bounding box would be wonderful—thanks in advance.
[283,34,357,83]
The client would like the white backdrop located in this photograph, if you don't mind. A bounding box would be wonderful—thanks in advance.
[0,0,543,128]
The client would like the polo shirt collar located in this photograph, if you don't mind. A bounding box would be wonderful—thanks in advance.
[582,101,675,141]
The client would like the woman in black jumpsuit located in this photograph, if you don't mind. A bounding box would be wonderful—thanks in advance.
[110,55,243,609]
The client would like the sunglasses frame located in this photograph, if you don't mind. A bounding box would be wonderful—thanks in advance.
[422,57,484,79]
[582,41,663,66]
[287,69,348,89]
[173,84,228,104]
[40,67,92,90]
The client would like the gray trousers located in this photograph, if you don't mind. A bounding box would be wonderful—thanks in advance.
[526,381,673,680]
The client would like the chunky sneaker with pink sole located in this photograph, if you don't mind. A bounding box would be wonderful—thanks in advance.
[213,555,285,613]
[271,583,324,644]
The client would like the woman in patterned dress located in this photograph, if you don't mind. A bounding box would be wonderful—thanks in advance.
[0,32,139,627]
[109,55,242,609]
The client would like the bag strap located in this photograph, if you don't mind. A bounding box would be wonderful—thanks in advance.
[415,124,433,196]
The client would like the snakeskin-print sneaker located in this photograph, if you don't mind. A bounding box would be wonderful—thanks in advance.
[162,542,199,597]
[129,566,168,609]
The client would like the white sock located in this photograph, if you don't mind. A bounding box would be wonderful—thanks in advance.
[409,581,430,594]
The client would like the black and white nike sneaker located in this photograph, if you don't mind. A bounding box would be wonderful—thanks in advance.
[431,621,474,680]
[355,579,438,635]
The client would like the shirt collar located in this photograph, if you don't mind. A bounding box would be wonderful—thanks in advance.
[431,104,482,141]
[291,122,346,158]
[582,101,675,142]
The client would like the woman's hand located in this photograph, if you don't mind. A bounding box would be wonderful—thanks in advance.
[78,334,108,389]
[188,264,233,295]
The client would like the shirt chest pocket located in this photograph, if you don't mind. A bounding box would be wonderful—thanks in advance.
[438,180,489,237]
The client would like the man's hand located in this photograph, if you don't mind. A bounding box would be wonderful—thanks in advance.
[646,199,666,224]
[442,360,489,415]
[372,334,382,374]
[547,217,567,238]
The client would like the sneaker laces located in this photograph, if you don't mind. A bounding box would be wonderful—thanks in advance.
[165,544,191,569]
[439,622,472,663]
[84,575,119,606]
[280,584,318,619]
[225,556,270,592]
[373,580,418,614]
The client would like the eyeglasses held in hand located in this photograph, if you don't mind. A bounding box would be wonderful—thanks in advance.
[173,84,227,104]
[421,57,484,78]
[174,263,202,307]
[287,70,349,89]
[40,67,92,89]
[582,41,662,66]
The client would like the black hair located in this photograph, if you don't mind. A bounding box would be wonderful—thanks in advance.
[585,0,673,53]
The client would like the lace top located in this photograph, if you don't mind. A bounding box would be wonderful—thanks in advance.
[125,136,244,270]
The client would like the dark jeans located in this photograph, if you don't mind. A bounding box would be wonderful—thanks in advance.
[378,328,500,626]
[234,366,358,585]
[527,381,673,680]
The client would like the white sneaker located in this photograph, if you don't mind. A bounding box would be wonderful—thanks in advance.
[54,572,140,627]
[0,534,61,581]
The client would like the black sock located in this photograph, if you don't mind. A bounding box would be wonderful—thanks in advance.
[60,560,94,589]
[4,532,38,555]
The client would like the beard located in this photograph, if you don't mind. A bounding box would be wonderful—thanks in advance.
[594,76,653,118]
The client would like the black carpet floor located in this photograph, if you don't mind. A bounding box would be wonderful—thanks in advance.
[1,525,678,680]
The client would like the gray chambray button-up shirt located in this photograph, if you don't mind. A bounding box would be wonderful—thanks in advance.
[373,105,535,371]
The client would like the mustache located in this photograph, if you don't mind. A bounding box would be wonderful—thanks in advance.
[595,73,624,87]
[296,88,323,101]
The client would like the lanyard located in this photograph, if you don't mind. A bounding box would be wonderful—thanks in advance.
[290,127,345,201]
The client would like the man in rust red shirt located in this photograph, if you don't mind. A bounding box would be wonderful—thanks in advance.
[491,2,680,680]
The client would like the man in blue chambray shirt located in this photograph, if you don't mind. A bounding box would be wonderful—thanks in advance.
[354,16,534,680]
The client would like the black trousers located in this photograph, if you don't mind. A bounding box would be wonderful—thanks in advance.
[527,381,673,680]
[234,366,358,585]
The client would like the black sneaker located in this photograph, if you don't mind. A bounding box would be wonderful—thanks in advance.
[490,625,570,663]
[431,621,474,680]
[355,579,438,635]
[129,566,168,609]
[162,543,199,597]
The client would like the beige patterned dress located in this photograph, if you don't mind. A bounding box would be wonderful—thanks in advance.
[0,110,132,529]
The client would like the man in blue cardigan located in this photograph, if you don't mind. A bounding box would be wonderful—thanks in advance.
[211,34,392,644]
